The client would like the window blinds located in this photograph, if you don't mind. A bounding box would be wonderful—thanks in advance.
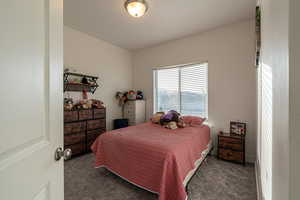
[154,63,208,118]
[155,67,180,112]
[181,64,208,117]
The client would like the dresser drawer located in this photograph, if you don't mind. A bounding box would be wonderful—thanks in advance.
[126,101,135,107]
[219,148,244,163]
[65,142,85,156]
[87,129,105,140]
[64,110,78,122]
[219,141,243,151]
[93,108,105,119]
[64,132,85,146]
[64,121,86,135]
[86,129,105,151]
[124,109,134,116]
[87,119,106,130]
[219,136,242,144]
[78,109,93,120]
[87,139,96,152]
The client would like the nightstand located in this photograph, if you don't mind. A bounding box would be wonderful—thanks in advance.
[217,132,245,165]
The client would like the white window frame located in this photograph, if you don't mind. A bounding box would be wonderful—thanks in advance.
[153,62,208,118]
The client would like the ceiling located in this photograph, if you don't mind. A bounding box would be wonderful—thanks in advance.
[64,0,256,50]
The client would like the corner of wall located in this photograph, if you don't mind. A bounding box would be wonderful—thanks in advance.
[130,50,135,90]
[64,27,134,130]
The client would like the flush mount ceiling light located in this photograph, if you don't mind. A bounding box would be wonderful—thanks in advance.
[124,0,148,18]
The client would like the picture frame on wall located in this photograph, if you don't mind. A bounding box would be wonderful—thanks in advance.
[256,5,261,67]
[230,121,246,136]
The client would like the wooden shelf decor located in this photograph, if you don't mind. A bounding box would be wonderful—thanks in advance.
[64,72,99,94]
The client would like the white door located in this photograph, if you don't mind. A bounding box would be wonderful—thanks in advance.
[260,63,273,200]
[0,0,64,200]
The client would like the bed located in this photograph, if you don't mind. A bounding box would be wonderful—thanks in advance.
[91,122,212,200]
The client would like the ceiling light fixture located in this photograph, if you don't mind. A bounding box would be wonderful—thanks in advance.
[124,0,148,18]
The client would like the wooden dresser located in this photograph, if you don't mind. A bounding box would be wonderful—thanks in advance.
[64,108,106,157]
[217,132,245,165]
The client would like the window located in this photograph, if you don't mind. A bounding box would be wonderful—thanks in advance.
[153,63,208,118]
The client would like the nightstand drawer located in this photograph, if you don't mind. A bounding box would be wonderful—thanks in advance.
[219,148,244,162]
[219,142,243,151]
[219,136,242,144]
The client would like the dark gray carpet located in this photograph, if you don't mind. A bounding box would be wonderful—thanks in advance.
[65,153,256,200]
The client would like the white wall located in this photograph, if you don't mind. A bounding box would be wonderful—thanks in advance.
[259,0,300,199]
[64,26,133,130]
[289,0,300,198]
[132,20,257,162]
[259,0,290,199]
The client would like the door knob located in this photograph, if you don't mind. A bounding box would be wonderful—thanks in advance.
[55,147,72,161]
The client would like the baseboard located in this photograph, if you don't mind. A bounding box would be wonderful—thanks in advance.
[255,160,263,200]
[246,154,256,163]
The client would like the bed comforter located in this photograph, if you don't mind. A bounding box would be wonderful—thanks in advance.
[91,122,210,200]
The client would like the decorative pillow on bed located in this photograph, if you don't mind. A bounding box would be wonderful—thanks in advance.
[151,112,165,124]
[181,116,206,127]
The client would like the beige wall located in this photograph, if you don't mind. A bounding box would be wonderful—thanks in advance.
[259,0,290,199]
[64,26,133,130]
[132,20,257,162]
[289,0,300,198]
[259,0,300,199]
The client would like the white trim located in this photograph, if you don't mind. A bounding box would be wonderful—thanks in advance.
[179,67,182,113]
[153,61,208,70]
[246,154,257,164]
[206,64,209,119]
[153,70,158,114]
[255,160,263,200]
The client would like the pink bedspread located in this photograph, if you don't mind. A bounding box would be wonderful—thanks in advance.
[91,122,210,200]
